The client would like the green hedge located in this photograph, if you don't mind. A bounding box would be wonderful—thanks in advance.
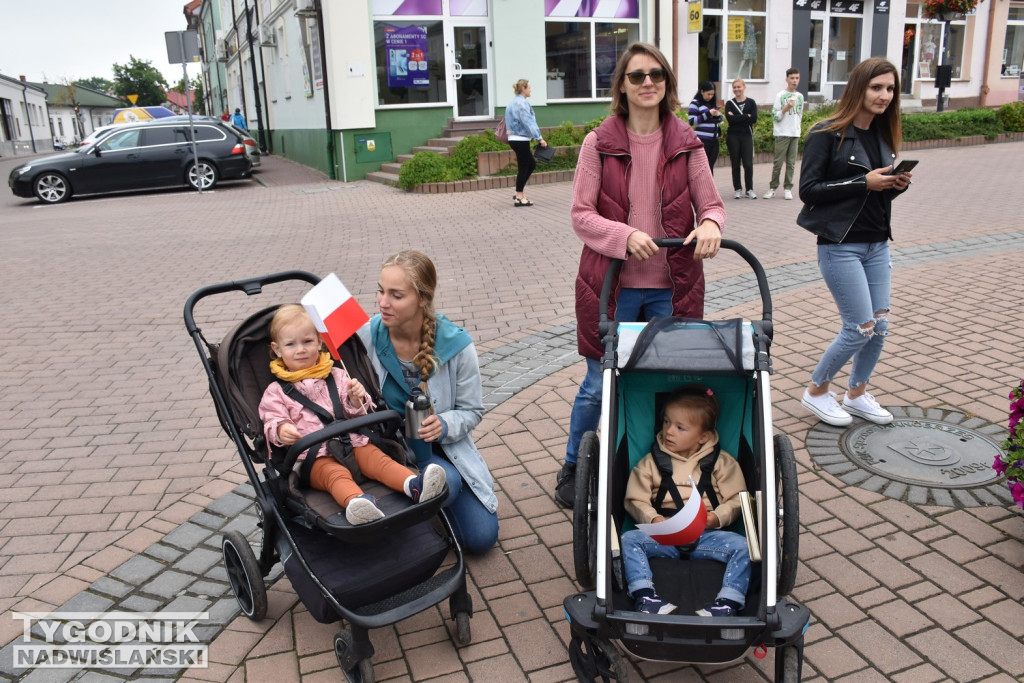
[400,107,1013,189]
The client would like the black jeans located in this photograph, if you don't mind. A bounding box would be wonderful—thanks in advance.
[702,137,719,175]
[509,140,536,193]
[727,131,754,191]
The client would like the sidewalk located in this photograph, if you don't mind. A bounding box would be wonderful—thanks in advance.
[0,143,1022,682]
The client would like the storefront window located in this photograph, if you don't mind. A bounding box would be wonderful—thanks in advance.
[545,22,638,99]
[374,21,446,105]
[1003,4,1024,77]
[827,17,860,82]
[907,3,967,80]
[702,3,768,85]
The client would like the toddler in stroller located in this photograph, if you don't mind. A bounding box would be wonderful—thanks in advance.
[622,384,751,617]
[259,304,447,525]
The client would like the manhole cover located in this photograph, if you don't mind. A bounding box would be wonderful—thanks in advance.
[807,407,1013,508]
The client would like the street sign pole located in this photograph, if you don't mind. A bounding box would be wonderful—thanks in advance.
[166,30,203,193]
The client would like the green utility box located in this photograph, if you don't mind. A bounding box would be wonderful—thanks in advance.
[353,133,393,163]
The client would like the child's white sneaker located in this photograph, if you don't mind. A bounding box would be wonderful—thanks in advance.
[406,463,446,503]
[345,495,384,525]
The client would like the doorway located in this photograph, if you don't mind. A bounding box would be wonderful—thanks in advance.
[447,22,491,119]
[900,24,917,94]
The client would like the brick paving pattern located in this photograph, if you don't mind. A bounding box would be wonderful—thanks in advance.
[0,143,1022,681]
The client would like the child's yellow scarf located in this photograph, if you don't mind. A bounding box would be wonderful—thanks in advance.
[269,352,334,382]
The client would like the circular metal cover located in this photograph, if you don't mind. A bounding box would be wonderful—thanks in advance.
[840,417,1000,488]
[806,407,1012,508]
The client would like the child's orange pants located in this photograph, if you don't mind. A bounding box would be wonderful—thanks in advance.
[308,444,413,508]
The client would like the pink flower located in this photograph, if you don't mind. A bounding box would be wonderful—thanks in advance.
[993,455,1007,475]
[1010,480,1024,508]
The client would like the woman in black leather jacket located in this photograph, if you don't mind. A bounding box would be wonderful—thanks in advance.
[796,57,912,428]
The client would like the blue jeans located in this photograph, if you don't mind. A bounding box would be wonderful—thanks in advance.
[810,242,892,390]
[422,453,498,556]
[565,288,672,465]
[621,528,751,607]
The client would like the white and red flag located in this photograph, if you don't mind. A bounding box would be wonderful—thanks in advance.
[301,273,369,360]
[636,476,708,546]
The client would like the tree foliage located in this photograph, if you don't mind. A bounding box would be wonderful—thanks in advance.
[171,76,206,115]
[112,55,169,106]
[75,76,113,94]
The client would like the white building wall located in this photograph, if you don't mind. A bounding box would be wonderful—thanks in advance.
[322,0,375,130]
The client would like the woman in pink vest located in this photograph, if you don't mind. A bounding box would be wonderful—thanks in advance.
[554,42,727,509]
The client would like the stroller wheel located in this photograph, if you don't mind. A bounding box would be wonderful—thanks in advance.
[569,634,627,682]
[774,434,800,597]
[221,530,268,621]
[455,611,472,645]
[572,430,600,589]
[774,635,805,682]
[334,630,374,683]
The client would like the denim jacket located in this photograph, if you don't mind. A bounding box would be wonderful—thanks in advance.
[505,94,541,140]
[357,318,498,513]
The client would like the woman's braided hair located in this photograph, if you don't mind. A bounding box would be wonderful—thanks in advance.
[382,250,438,382]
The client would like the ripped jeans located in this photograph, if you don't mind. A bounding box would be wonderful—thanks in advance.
[810,241,892,390]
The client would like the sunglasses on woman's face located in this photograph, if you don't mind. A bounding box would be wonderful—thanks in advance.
[625,69,667,85]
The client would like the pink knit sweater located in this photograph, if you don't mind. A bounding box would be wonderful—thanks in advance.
[571,127,724,289]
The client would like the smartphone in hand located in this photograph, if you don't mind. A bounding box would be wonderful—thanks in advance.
[886,159,919,175]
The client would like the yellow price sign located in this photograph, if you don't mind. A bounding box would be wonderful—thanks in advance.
[728,16,745,42]
[687,1,702,34]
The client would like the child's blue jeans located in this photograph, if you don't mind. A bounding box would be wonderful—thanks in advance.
[621,528,751,607]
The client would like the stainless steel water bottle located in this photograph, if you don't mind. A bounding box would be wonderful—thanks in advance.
[404,388,431,439]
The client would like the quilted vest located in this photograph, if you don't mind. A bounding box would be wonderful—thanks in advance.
[574,114,707,360]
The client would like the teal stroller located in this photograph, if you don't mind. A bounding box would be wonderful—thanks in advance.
[564,239,809,682]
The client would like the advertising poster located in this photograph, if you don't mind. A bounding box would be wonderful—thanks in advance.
[384,26,430,88]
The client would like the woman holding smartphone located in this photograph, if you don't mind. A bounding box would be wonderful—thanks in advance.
[796,57,912,428]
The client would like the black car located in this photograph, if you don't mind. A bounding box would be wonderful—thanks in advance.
[8,121,253,204]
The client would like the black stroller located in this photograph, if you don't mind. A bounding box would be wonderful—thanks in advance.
[184,271,472,682]
[563,240,809,681]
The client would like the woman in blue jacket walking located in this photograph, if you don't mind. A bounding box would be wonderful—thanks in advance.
[505,79,548,207]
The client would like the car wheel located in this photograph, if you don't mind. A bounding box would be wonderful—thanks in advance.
[188,161,218,190]
[34,172,70,204]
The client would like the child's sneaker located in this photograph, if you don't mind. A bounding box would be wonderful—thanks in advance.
[696,598,742,617]
[345,494,384,525]
[636,595,676,615]
[406,464,446,503]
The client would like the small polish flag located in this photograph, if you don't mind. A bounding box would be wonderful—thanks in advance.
[301,273,369,360]
[636,476,708,546]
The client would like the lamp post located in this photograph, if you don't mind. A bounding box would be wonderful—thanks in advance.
[934,9,955,112]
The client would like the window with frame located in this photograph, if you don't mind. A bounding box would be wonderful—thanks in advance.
[545,6,640,100]
[1002,4,1024,77]
[373,20,446,105]
[907,2,967,80]
[701,1,768,83]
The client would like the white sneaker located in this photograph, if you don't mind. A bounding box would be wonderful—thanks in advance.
[784,189,793,200]
[345,495,385,525]
[746,190,758,199]
[763,189,776,199]
[843,392,893,425]
[801,389,852,427]
[734,190,743,199]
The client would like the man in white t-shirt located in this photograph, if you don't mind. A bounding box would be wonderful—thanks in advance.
[764,68,804,200]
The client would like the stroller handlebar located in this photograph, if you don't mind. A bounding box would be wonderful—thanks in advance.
[598,238,773,326]
[183,270,321,333]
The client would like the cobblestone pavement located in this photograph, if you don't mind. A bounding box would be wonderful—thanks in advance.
[1,144,1022,682]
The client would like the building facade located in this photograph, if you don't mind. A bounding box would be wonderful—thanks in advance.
[31,82,124,147]
[0,74,51,156]
[185,0,1024,180]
